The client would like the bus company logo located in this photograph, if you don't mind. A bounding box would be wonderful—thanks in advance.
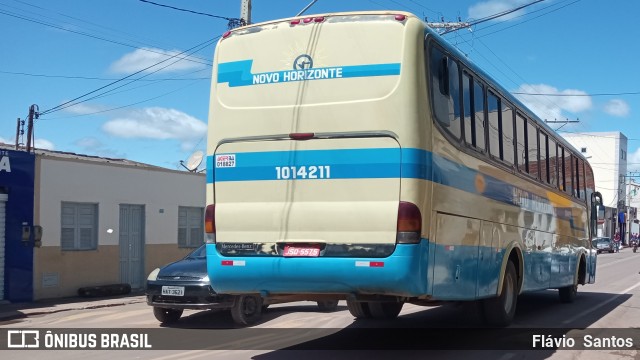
[293,54,313,70]
[7,330,40,348]
[215,154,236,168]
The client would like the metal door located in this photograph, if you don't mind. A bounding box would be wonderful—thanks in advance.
[119,204,145,289]
[0,194,7,301]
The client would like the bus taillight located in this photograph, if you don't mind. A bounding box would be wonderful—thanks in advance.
[396,201,421,244]
[205,204,216,243]
[289,132,315,140]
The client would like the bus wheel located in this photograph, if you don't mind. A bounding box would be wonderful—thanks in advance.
[483,261,517,327]
[559,283,578,303]
[346,299,372,319]
[153,307,183,324]
[317,300,339,312]
[231,295,263,326]
[368,301,404,319]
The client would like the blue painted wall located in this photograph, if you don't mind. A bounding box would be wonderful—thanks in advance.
[0,149,35,302]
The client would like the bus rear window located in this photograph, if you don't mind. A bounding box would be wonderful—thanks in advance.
[429,45,461,139]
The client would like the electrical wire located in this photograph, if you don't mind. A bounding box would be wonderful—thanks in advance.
[0,70,209,81]
[39,37,217,116]
[0,8,213,67]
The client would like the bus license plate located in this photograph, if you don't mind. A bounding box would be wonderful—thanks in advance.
[161,286,185,296]
[283,246,320,257]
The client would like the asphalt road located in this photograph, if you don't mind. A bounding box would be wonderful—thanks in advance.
[1,248,639,359]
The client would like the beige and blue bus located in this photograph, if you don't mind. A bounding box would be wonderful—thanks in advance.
[205,11,603,326]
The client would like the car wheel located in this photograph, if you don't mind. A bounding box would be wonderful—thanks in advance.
[153,307,183,324]
[368,301,404,319]
[230,295,263,326]
[483,261,518,327]
[316,300,339,312]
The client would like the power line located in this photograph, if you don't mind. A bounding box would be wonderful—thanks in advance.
[442,0,546,34]
[138,0,244,28]
[0,8,213,67]
[0,70,208,81]
[472,0,582,39]
[38,79,205,121]
[39,37,217,116]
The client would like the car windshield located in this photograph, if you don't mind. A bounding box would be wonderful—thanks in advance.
[186,244,206,259]
[595,238,611,244]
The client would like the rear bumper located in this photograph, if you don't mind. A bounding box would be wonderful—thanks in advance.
[206,241,430,297]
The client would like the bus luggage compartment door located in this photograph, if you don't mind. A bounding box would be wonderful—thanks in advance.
[212,136,402,254]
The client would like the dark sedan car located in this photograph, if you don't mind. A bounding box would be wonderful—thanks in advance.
[592,237,614,254]
[146,244,338,325]
[146,244,261,325]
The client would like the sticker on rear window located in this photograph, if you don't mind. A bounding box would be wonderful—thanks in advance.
[216,154,236,168]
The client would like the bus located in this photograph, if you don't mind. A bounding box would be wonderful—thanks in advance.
[205,11,604,326]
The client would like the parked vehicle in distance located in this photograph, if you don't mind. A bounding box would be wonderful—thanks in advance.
[146,244,338,325]
[592,237,614,254]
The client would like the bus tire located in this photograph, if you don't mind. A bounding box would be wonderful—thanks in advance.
[317,300,339,312]
[559,284,577,303]
[347,299,372,319]
[230,295,263,326]
[368,301,404,319]
[153,307,183,324]
[483,261,517,327]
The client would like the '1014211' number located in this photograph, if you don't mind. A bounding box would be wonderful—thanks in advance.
[275,166,331,179]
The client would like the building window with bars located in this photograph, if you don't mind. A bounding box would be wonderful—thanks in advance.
[61,202,98,251]
[178,206,204,248]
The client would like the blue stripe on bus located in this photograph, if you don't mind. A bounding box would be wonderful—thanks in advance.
[207,147,581,227]
[217,60,401,87]
[213,148,403,181]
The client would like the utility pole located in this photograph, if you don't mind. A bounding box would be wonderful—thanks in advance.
[240,0,251,25]
[25,104,38,153]
[15,118,21,150]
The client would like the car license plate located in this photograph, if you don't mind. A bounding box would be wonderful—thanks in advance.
[161,286,185,296]
[283,245,320,257]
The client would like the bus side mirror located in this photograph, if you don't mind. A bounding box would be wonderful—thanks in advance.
[596,205,605,221]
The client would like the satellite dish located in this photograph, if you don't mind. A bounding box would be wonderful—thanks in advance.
[183,150,204,172]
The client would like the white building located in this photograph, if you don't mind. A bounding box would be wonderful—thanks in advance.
[1,145,206,301]
[562,132,627,238]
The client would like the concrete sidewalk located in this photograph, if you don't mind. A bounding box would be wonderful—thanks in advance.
[0,292,146,323]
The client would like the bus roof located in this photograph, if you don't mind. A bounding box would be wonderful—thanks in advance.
[217,10,587,163]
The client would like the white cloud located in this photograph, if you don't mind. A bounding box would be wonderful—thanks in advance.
[62,102,108,115]
[468,0,531,21]
[34,138,55,150]
[0,136,11,145]
[603,99,630,117]
[110,48,204,74]
[514,84,592,122]
[102,107,206,148]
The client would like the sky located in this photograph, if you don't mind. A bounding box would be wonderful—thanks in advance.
[1,0,639,172]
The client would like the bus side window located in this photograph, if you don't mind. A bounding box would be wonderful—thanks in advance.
[488,91,500,159]
[501,102,515,165]
[548,138,558,188]
[473,80,486,151]
[527,121,539,179]
[516,114,527,173]
[429,46,461,139]
[539,132,549,183]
